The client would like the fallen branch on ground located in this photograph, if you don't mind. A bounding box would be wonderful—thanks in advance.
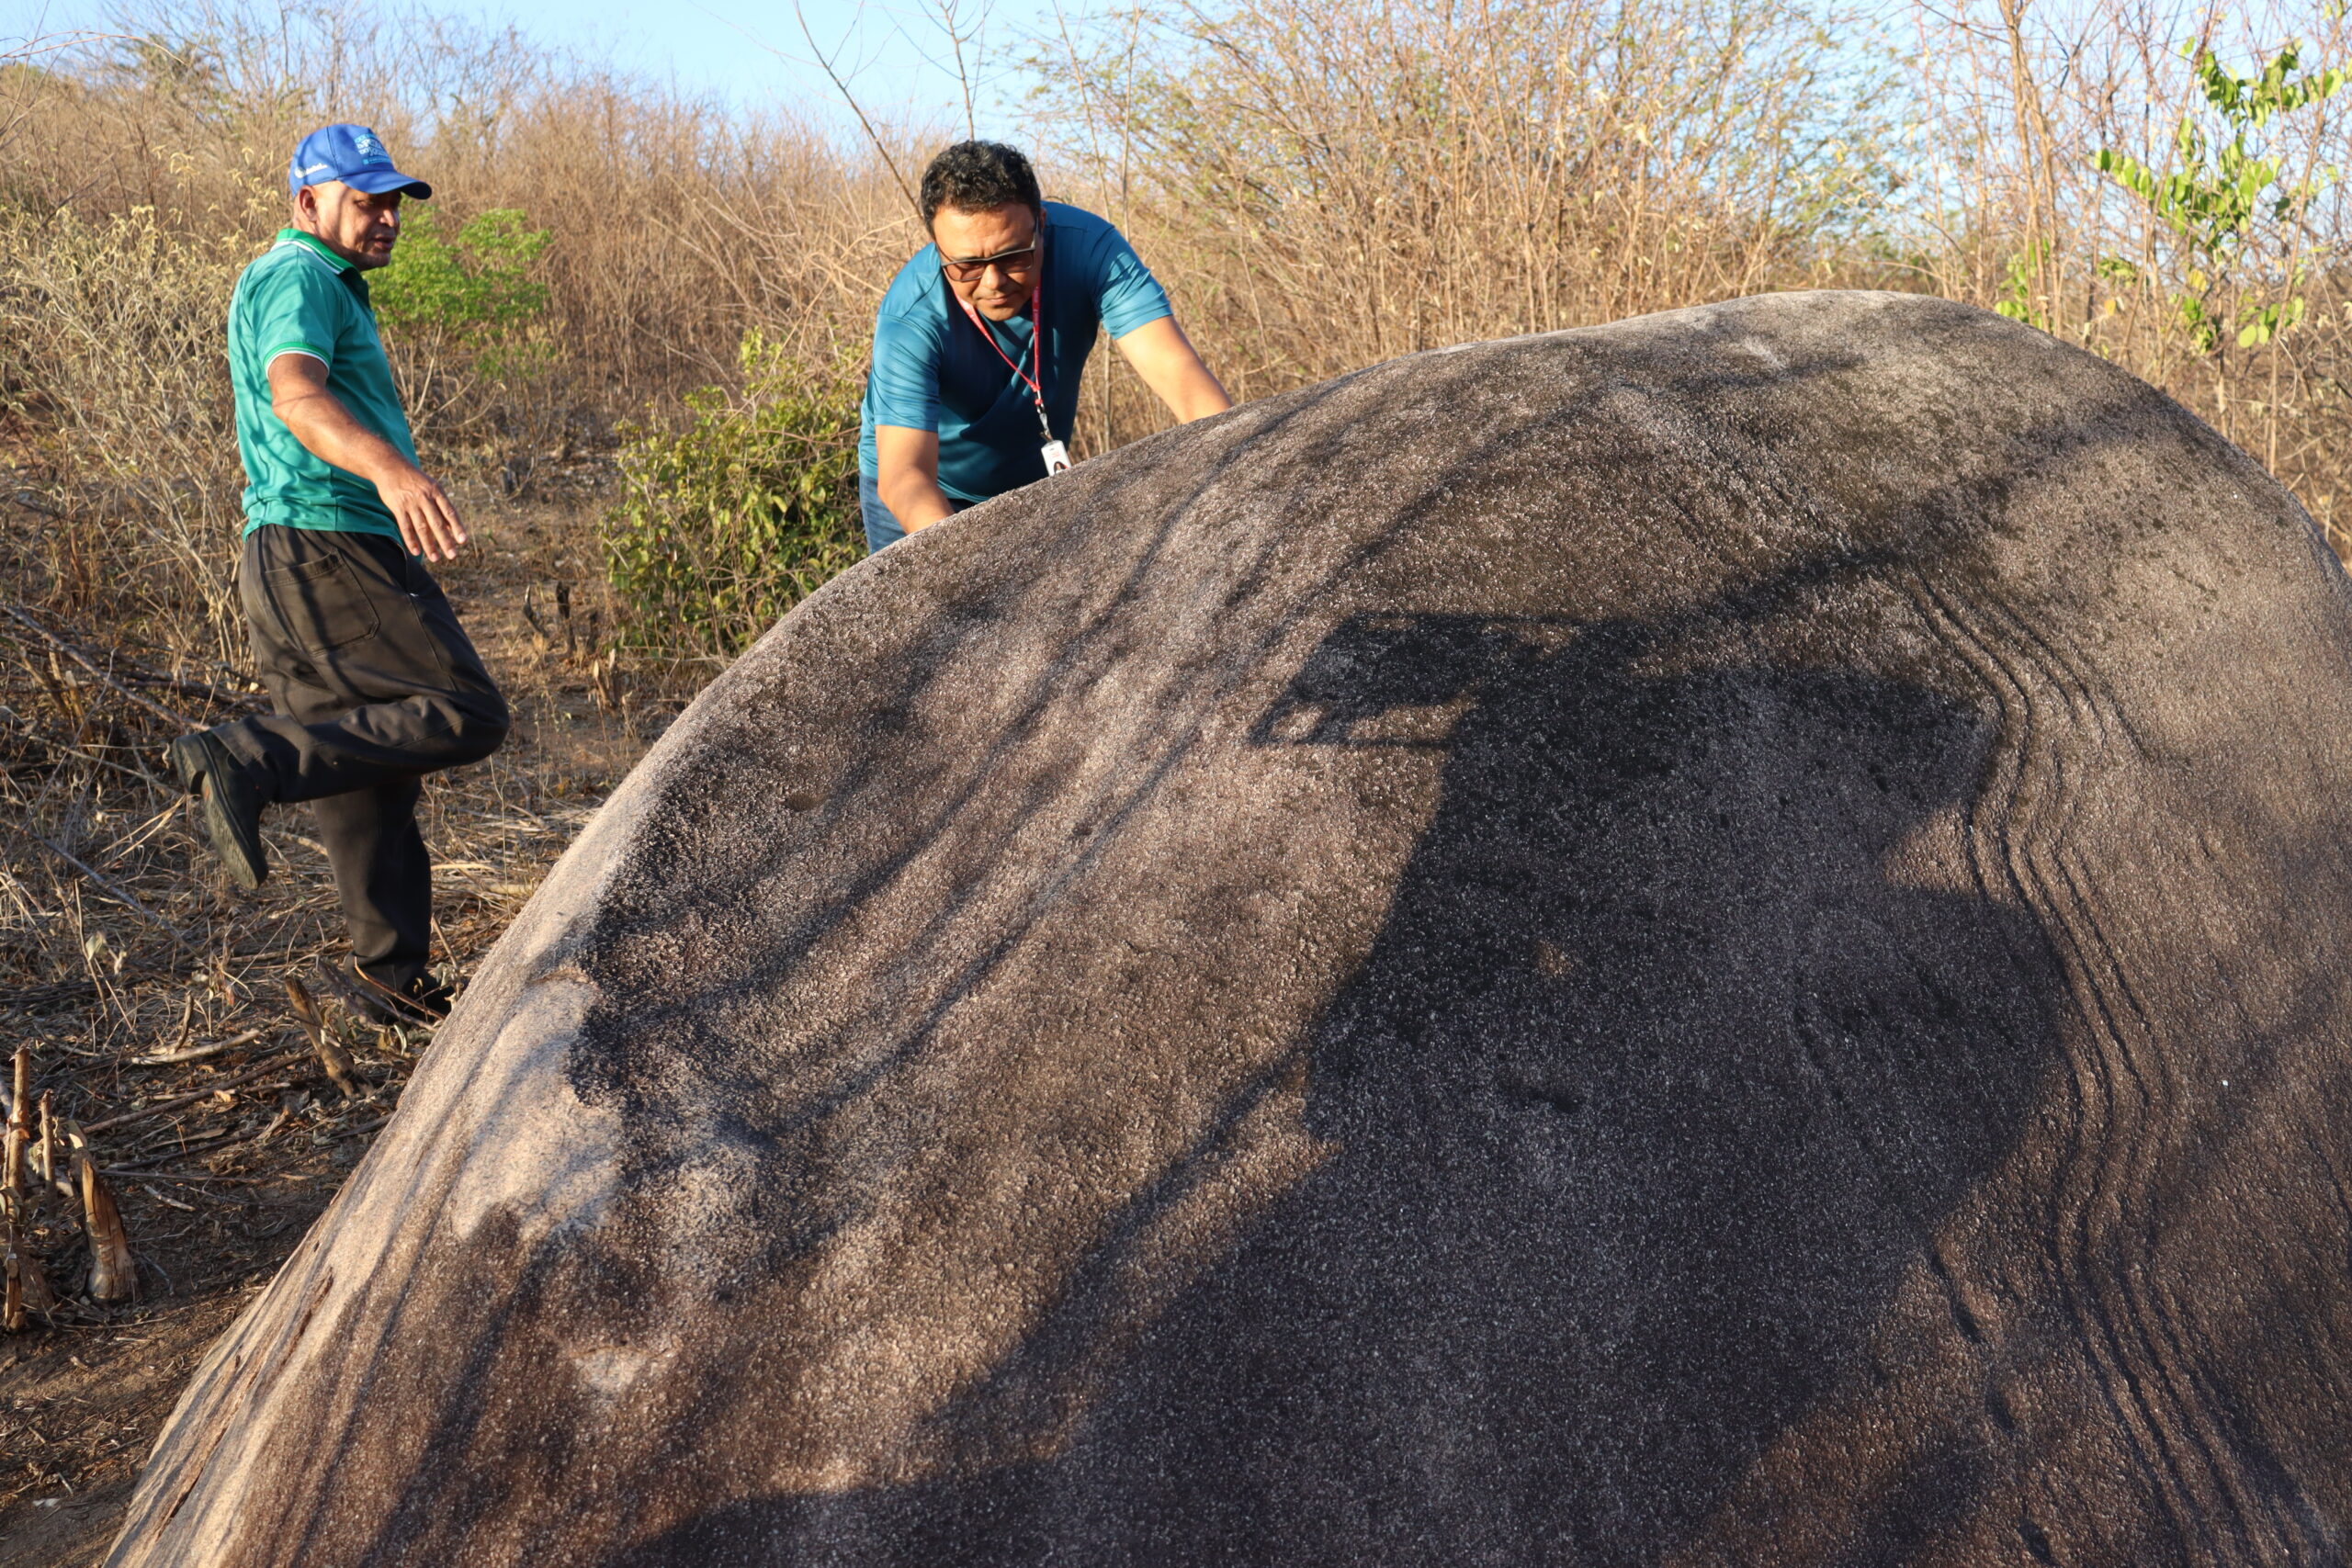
[1,604,194,730]
[127,1027,273,1067]
[79,1049,314,1135]
[1,821,197,948]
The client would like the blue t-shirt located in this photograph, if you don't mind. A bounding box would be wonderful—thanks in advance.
[859,202,1172,502]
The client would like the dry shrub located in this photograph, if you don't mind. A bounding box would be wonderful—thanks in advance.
[1037,0,1889,395]
[1031,0,2352,531]
[0,200,265,664]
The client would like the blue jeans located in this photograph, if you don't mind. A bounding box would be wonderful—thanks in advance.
[859,471,969,554]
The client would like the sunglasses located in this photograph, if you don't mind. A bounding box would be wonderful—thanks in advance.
[940,243,1039,285]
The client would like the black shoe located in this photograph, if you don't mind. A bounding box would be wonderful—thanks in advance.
[167,731,268,890]
[316,959,452,1026]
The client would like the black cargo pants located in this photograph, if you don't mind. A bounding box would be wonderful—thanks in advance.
[208,525,508,992]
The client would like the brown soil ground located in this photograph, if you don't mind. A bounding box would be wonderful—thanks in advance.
[0,484,690,1565]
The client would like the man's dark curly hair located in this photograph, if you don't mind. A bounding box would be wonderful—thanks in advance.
[919,141,1043,229]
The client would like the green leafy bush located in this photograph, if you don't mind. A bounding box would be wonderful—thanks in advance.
[371,206,551,350]
[605,333,865,660]
[2095,43,2346,353]
[369,208,560,480]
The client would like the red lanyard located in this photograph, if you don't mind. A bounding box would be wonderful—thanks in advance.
[955,267,1053,440]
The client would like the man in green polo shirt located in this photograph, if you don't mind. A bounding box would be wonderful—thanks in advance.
[168,124,508,1024]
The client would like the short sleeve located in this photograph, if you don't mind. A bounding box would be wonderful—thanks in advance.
[868,306,947,433]
[245,261,343,367]
[1092,227,1173,340]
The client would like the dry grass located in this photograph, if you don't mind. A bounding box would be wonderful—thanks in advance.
[0,205,262,668]
[1032,0,2352,520]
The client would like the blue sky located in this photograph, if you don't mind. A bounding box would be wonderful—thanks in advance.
[0,0,1064,131]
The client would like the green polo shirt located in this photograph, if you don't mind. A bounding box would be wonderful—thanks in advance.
[226,229,415,540]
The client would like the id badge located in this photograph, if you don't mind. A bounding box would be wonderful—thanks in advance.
[1041,439,1072,476]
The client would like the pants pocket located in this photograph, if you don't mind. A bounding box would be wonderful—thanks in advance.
[265,552,382,656]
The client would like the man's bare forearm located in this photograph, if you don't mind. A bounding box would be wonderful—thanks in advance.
[880,470,957,533]
[271,387,413,489]
[265,356,468,560]
[874,425,956,534]
[1163,363,1232,423]
[1114,317,1233,424]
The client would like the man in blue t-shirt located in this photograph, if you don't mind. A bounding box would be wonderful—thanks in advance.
[860,141,1231,551]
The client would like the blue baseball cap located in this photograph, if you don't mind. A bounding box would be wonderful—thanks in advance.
[287,124,432,200]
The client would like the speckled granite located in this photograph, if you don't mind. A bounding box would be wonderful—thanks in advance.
[109,292,2352,1566]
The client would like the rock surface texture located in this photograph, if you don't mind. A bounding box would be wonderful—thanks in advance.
[111,292,2352,1566]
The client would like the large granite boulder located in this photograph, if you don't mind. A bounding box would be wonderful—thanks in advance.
[111,292,2352,1566]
